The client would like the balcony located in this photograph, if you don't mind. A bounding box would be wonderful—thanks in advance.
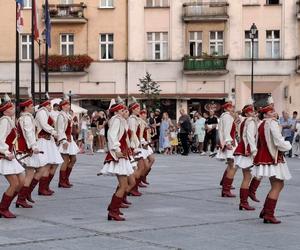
[43,3,87,24]
[182,2,229,22]
[183,55,229,75]
[37,55,93,76]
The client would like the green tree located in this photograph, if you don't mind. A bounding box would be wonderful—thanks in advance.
[137,72,161,110]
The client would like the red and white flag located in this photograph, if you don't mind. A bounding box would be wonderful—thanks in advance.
[33,0,39,40]
[16,0,24,33]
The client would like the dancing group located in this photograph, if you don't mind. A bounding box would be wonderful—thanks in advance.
[217,96,292,224]
[99,97,155,221]
[0,93,79,218]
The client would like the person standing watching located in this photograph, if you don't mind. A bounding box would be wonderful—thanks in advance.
[178,109,192,156]
[279,111,293,157]
[203,110,218,156]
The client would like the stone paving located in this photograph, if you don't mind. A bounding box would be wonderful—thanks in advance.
[0,153,299,250]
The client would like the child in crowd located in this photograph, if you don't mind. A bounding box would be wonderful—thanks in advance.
[163,127,171,155]
[170,126,178,154]
[85,129,94,155]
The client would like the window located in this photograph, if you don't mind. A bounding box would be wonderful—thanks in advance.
[266,0,280,4]
[21,34,32,60]
[100,34,114,60]
[245,31,258,58]
[147,32,168,60]
[189,32,202,57]
[146,0,169,7]
[100,0,114,8]
[60,34,74,56]
[60,0,73,4]
[266,30,280,58]
[23,0,32,8]
[209,31,224,56]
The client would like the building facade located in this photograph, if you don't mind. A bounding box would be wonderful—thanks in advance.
[0,0,299,118]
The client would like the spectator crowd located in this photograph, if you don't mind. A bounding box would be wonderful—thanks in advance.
[72,107,300,160]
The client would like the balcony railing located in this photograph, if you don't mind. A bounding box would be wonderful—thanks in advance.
[183,2,229,22]
[183,55,229,75]
[43,3,87,24]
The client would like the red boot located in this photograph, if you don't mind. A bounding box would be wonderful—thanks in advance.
[66,167,73,187]
[58,170,71,188]
[249,178,261,202]
[107,194,125,221]
[16,187,32,208]
[221,177,236,198]
[263,198,281,224]
[123,193,132,205]
[46,174,55,194]
[0,193,16,218]
[129,179,142,196]
[239,188,255,211]
[38,177,53,196]
[27,178,39,203]
[220,169,227,186]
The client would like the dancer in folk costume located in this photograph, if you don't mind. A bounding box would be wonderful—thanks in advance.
[100,102,134,221]
[139,109,155,187]
[217,98,237,197]
[56,97,79,188]
[15,97,44,208]
[128,97,145,196]
[35,94,63,196]
[233,102,258,210]
[0,95,25,218]
[252,98,292,224]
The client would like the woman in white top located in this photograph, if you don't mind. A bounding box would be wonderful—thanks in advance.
[0,98,25,218]
[57,99,79,188]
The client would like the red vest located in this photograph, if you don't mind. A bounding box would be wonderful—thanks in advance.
[234,119,250,156]
[230,122,236,146]
[104,131,129,163]
[253,121,284,165]
[0,128,17,159]
[65,120,72,142]
[17,122,32,154]
[38,116,54,139]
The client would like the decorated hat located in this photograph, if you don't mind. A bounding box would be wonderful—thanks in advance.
[59,93,70,108]
[260,95,274,114]
[19,89,33,108]
[222,96,233,110]
[129,96,140,111]
[242,97,254,113]
[0,93,13,112]
[40,92,51,107]
[109,103,125,113]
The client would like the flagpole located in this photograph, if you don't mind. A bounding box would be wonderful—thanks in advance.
[31,0,35,104]
[45,0,49,93]
[15,2,20,118]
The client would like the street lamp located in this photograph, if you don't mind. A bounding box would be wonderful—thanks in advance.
[69,90,72,109]
[249,23,257,100]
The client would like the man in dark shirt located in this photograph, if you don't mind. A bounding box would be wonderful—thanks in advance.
[152,109,161,153]
[178,109,192,155]
[203,110,218,156]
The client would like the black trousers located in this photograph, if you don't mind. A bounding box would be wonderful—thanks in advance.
[180,133,189,155]
[203,132,217,153]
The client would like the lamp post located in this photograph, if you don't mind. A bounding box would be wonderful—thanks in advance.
[249,23,257,100]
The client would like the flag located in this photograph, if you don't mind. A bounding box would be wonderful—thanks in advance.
[33,0,39,40]
[16,0,24,33]
[45,0,51,48]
